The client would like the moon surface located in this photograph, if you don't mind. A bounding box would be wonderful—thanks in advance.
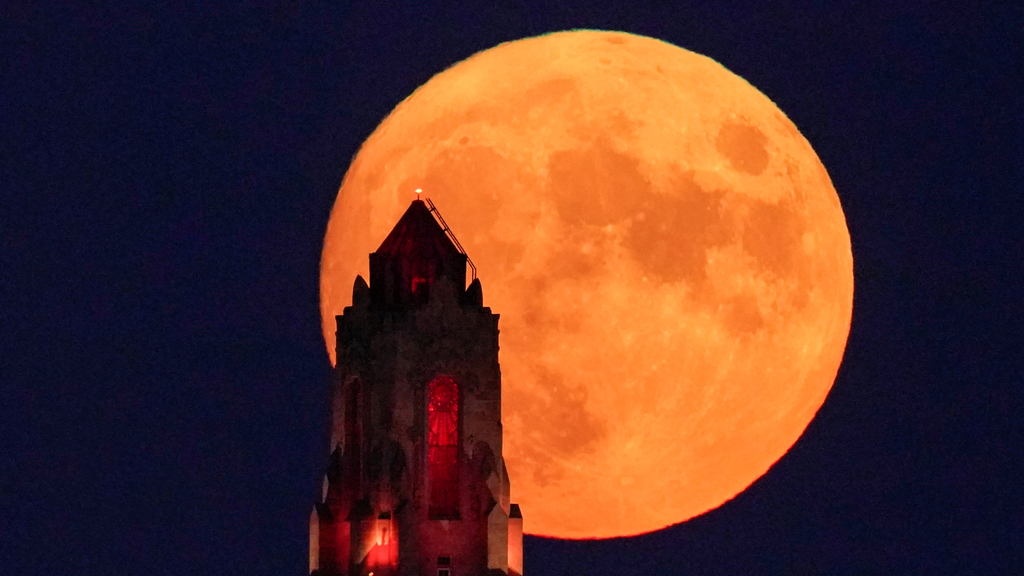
[320,30,853,539]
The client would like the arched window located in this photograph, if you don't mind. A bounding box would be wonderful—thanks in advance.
[428,375,459,518]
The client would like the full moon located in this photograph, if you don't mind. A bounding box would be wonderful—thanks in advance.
[320,31,853,539]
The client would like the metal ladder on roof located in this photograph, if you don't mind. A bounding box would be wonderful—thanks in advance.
[425,198,478,281]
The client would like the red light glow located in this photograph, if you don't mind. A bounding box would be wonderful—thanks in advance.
[428,376,459,518]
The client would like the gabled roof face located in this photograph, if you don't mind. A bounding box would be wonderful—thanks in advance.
[375,200,461,260]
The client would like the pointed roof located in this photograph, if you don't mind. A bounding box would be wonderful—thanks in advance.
[375,200,462,260]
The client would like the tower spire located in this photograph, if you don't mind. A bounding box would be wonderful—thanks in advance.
[311,198,523,576]
[368,199,467,311]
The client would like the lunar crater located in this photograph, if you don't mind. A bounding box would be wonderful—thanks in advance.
[716,121,770,175]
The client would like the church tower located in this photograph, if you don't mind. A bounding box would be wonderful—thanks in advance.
[310,199,524,576]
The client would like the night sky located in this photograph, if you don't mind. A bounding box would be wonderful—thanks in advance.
[3,2,1022,575]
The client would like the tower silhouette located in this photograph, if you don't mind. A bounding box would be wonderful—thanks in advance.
[310,199,523,576]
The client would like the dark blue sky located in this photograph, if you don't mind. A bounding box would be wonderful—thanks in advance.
[3,1,1022,575]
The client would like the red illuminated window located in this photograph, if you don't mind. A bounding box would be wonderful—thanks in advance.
[428,376,459,518]
[406,253,435,306]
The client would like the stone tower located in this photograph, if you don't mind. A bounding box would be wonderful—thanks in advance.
[310,199,524,576]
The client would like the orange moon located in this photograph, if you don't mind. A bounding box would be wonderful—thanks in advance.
[320,30,853,539]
